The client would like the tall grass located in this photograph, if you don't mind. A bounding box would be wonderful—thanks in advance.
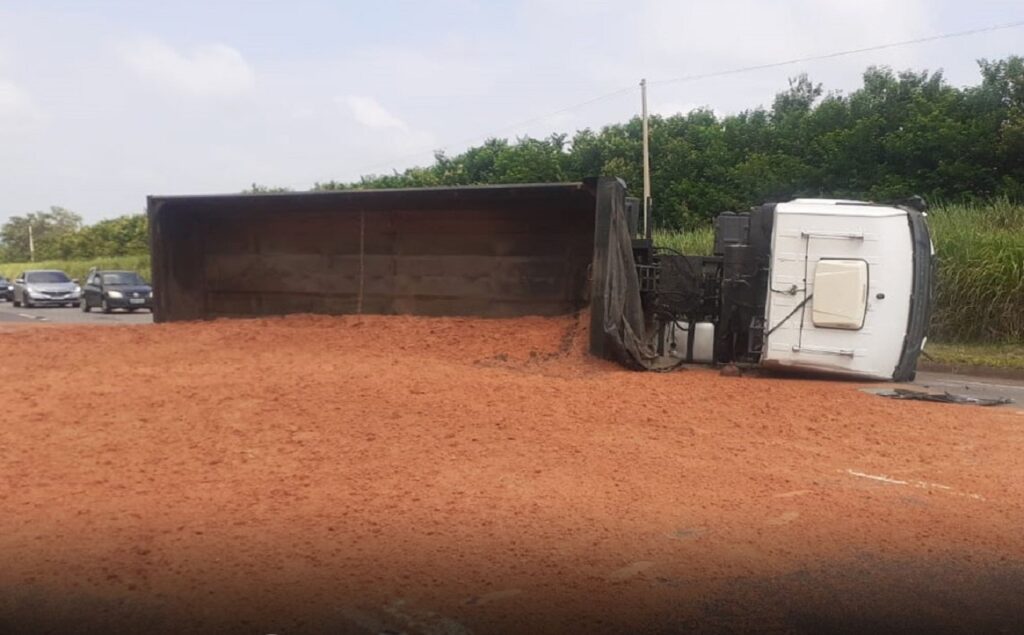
[928,199,1024,342]
[0,255,151,284]
[652,226,714,256]
[653,200,1024,343]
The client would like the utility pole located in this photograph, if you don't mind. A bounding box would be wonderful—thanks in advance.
[28,222,34,262]
[640,78,652,239]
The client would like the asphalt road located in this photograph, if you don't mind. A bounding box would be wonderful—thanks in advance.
[0,299,153,325]
[892,370,1024,411]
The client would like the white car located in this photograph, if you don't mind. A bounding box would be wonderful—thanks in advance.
[12,269,82,308]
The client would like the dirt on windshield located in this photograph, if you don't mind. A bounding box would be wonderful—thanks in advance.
[1,313,1022,634]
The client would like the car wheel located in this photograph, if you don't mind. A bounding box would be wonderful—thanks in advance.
[23,296,32,308]
[71,302,80,308]
[101,299,112,314]
[81,299,91,312]
[13,298,20,307]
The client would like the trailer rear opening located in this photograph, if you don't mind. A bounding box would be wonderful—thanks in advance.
[148,182,598,321]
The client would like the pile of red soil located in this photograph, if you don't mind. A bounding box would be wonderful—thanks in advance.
[0,314,1021,634]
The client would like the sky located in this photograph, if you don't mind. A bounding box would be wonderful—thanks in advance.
[0,0,1021,224]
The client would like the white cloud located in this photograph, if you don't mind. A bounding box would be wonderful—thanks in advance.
[0,78,36,122]
[119,37,255,98]
[340,95,409,130]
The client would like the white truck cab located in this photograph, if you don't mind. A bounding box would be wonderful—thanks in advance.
[760,199,933,380]
[646,196,933,381]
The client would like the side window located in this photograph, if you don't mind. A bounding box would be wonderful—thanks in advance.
[91,274,102,285]
[812,259,868,330]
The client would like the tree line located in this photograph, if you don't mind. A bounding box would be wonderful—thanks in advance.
[0,208,147,262]
[2,55,1021,262]
[317,56,1024,228]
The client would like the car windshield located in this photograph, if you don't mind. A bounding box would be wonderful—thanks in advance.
[102,272,146,285]
[26,271,71,283]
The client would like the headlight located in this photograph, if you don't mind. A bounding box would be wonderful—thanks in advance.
[149,291,154,298]
[28,288,46,297]
[107,290,123,299]
[73,285,81,294]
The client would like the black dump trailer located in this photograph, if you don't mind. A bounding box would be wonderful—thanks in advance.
[149,177,650,367]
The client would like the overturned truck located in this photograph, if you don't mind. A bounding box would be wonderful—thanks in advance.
[148,177,932,380]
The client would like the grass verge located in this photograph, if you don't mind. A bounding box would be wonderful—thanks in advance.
[924,341,1024,371]
[0,255,151,283]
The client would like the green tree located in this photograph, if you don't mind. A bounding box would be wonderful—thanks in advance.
[0,207,83,262]
[51,214,149,259]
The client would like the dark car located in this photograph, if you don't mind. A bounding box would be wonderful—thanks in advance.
[0,275,12,301]
[82,270,153,313]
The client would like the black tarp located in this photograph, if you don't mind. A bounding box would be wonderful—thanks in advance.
[877,388,1013,406]
[588,178,672,370]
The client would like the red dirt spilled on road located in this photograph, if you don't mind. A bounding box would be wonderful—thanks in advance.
[1,314,1022,634]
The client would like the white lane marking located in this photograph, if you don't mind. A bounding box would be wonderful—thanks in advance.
[843,469,985,501]
[17,313,46,321]
[846,470,906,484]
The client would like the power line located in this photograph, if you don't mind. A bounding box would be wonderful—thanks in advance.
[348,85,635,176]
[347,18,1024,178]
[651,19,1024,86]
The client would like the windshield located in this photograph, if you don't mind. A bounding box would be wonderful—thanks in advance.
[102,272,146,285]
[26,271,71,283]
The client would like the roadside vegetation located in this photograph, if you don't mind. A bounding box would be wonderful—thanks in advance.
[0,256,151,284]
[927,199,1024,343]
[924,341,1024,372]
[652,226,714,257]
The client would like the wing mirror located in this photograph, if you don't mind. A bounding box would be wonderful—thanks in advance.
[72,278,80,285]
[15,278,23,284]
